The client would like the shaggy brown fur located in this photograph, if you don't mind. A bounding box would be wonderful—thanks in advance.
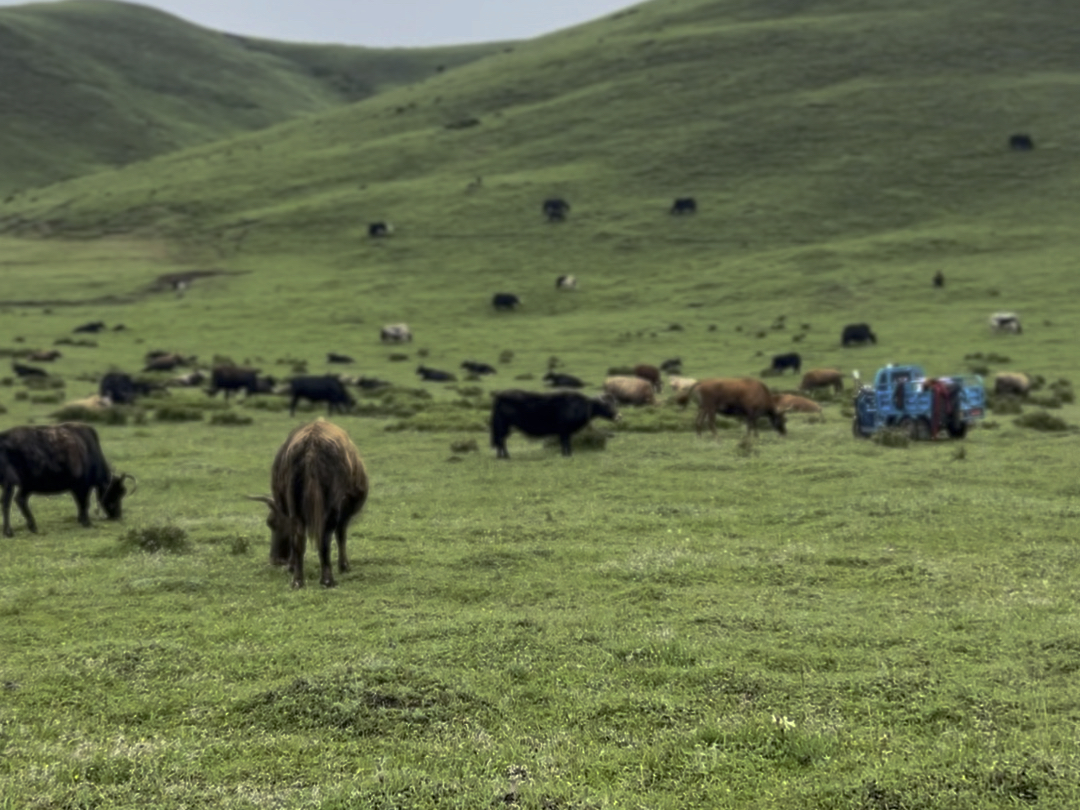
[799,368,844,393]
[690,378,787,438]
[250,419,369,588]
[632,364,663,393]
[773,394,823,414]
[0,422,132,537]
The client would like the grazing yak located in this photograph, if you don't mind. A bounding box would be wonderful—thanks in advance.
[248,419,369,588]
[492,293,521,310]
[0,422,134,537]
[841,323,877,346]
[556,275,577,290]
[1009,134,1034,151]
[12,362,47,378]
[461,360,497,376]
[417,366,456,382]
[689,378,787,439]
[368,221,393,237]
[800,368,844,394]
[327,352,354,364]
[73,321,106,334]
[632,364,663,393]
[989,312,1022,334]
[994,372,1031,397]
[287,375,355,416]
[660,358,683,374]
[142,353,193,373]
[490,390,619,458]
[99,372,154,405]
[542,198,570,222]
[604,376,656,406]
[543,371,586,389]
[773,394,823,414]
[770,352,802,375]
[380,323,412,343]
[670,197,697,214]
[207,366,275,399]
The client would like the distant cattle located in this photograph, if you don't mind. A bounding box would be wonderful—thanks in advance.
[99,372,154,405]
[770,352,802,375]
[632,364,662,393]
[989,312,1022,334]
[490,390,619,458]
[492,293,521,311]
[248,419,369,588]
[380,323,412,343]
[1009,134,1034,151]
[690,378,787,439]
[12,362,47,378]
[841,323,877,346]
[660,358,683,374]
[73,321,106,334]
[556,275,577,290]
[351,376,391,390]
[143,353,193,372]
[773,394,823,414]
[800,368,844,394]
[994,372,1030,397]
[0,422,134,537]
[207,366,275,399]
[27,350,61,362]
[670,197,697,214]
[368,221,393,237]
[542,198,570,222]
[933,270,945,288]
[668,376,698,401]
[461,360,497,376]
[604,376,656,406]
[287,375,355,416]
[169,370,207,388]
[417,365,456,382]
[542,371,586,389]
[327,353,354,364]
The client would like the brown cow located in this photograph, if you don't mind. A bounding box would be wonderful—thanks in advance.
[773,393,823,414]
[799,368,844,394]
[248,419,369,589]
[143,353,194,372]
[633,364,662,393]
[690,378,787,438]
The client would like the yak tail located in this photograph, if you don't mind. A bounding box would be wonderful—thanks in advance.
[303,471,326,549]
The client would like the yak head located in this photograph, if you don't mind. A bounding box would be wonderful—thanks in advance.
[592,394,622,422]
[246,495,294,566]
[100,473,136,519]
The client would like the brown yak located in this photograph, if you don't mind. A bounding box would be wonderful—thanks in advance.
[799,368,844,394]
[248,419,369,588]
[633,364,663,393]
[773,393,823,414]
[690,378,787,438]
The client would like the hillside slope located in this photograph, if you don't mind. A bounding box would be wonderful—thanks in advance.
[0,0,502,192]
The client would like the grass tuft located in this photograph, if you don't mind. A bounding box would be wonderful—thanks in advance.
[117,523,190,554]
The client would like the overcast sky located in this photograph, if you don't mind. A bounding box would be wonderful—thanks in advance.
[0,0,642,46]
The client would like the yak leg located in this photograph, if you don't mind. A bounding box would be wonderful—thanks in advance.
[13,489,37,533]
[559,433,573,456]
[1,484,14,537]
[290,534,306,588]
[318,527,336,587]
[71,487,93,527]
[335,521,350,574]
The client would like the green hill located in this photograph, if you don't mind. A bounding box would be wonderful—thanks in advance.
[0,0,503,193]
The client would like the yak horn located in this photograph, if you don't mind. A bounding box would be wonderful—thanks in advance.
[120,473,138,496]
[245,495,276,508]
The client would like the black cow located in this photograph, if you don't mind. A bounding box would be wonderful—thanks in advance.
[0,422,134,537]
[491,390,619,458]
[841,323,877,346]
[542,371,586,389]
[670,197,697,214]
[288,375,355,417]
[461,360,497,376]
[368,222,393,237]
[770,352,802,375]
[417,366,456,382]
[12,362,47,378]
[73,321,106,334]
[542,198,570,222]
[99,372,154,405]
[327,353,354,364]
[660,358,683,374]
[207,366,275,399]
[492,293,521,310]
[353,376,391,390]
[1009,134,1034,151]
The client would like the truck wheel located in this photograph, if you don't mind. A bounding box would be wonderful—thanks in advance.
[946,421,968,439]
[914,418,933,441]
[898,417,916,440]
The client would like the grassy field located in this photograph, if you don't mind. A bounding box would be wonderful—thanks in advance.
[3,0,1080,806]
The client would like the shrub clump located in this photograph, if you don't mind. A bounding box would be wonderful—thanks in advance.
[1014,411,1071,432]
[989,395,1024,415]
[118,523,190,554]
[873,428,910,448]
[450,438,479,453]
[50,404,135,425]
[29,392,63,404]
[210,411,254,426]
[155,405,204,422]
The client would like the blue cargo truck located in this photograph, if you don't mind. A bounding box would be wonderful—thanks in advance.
[852,364,986,440]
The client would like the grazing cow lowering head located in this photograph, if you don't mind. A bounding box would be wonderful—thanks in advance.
[368,222,393,237]
[490,389,619,458]
[841,323,877,346]
[769,352,801,375]
[670,197,697,215]
[492,293,521,311]
[1009,134,1034,151]
[0,423,135,536]
[542,198,570,222]
[542,371,585,389]
[248,419,369,588]
[799,368,844,394]
[689,378,786,440]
